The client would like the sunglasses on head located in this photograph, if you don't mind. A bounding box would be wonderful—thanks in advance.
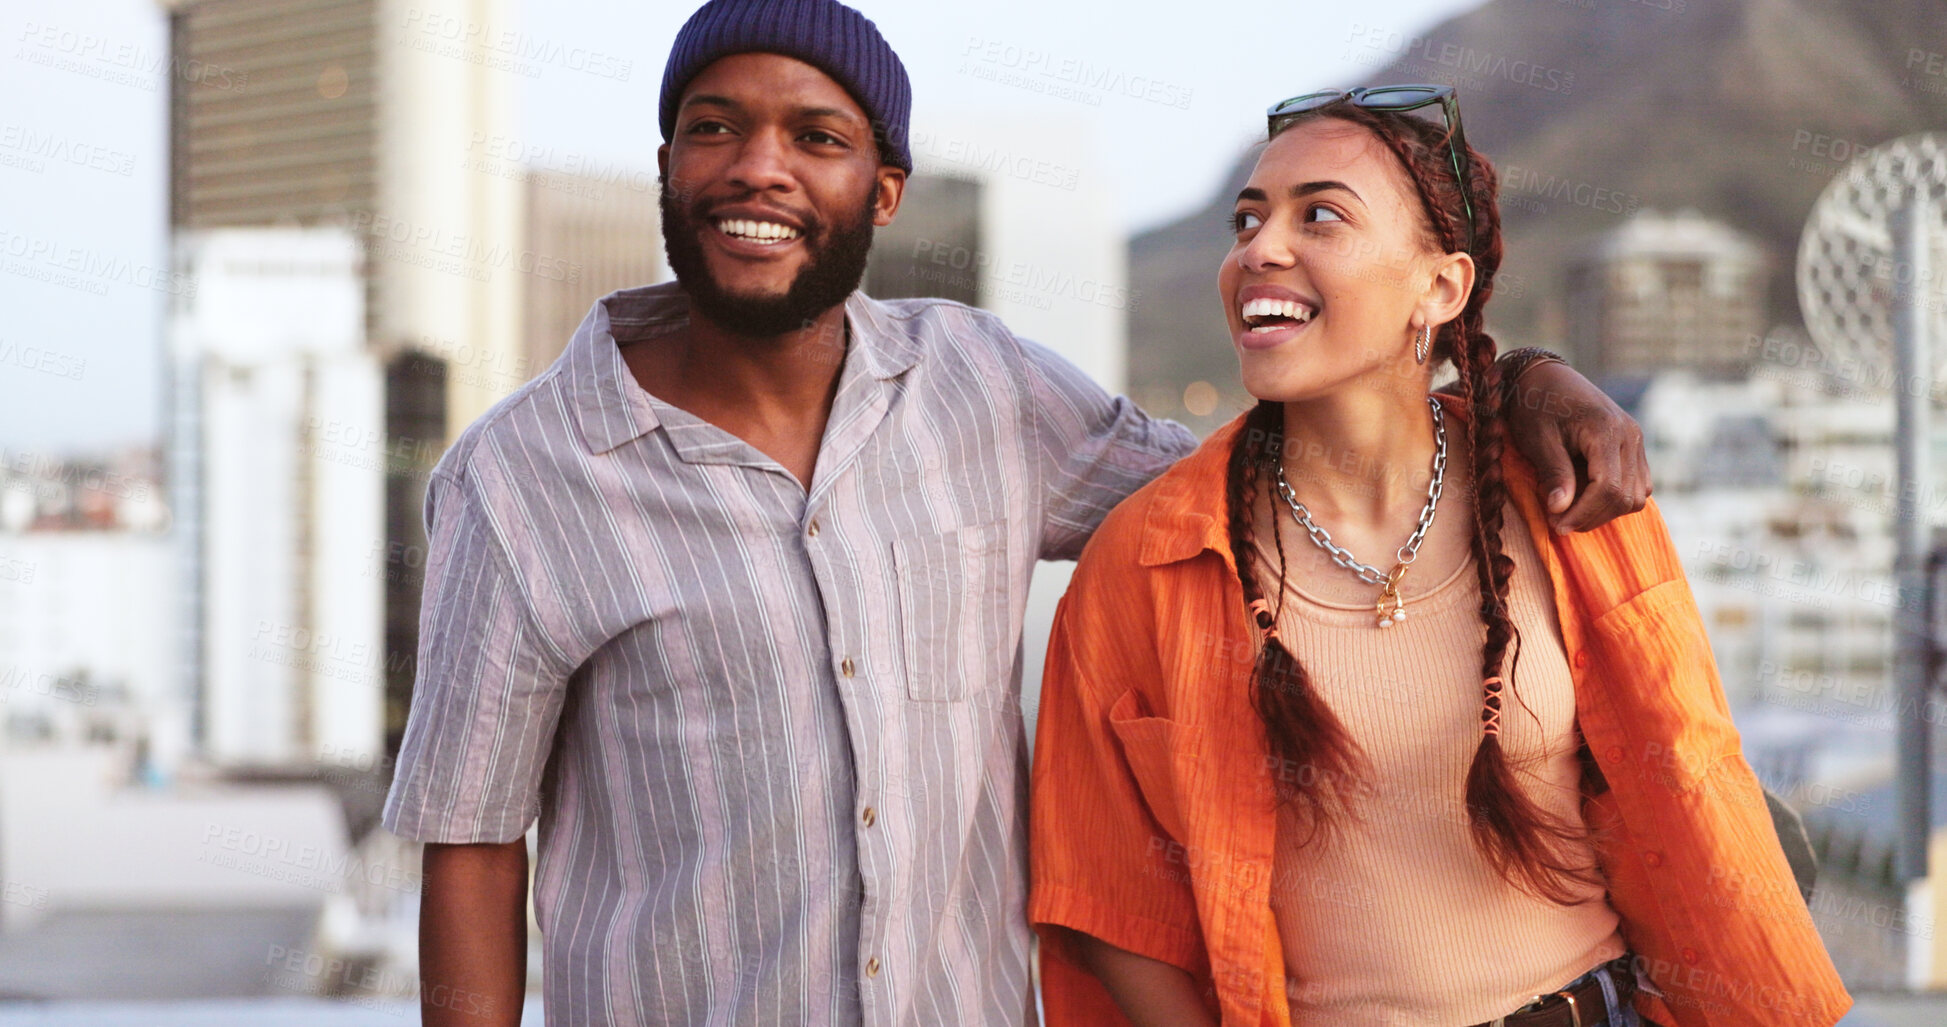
[1265,84,1476,253]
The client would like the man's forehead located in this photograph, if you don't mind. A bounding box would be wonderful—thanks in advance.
[680,52,869,123]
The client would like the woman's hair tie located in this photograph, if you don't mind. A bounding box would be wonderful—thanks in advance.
[1480,675,1505,737]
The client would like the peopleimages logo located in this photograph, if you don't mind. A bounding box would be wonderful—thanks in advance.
[959,36,1195,110]
[399,8,633,82]
[14,21,248,92]
[1344,24,1575,94]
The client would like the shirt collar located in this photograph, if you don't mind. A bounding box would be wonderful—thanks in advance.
[564,282,922,455]
[1136,416,1244,570]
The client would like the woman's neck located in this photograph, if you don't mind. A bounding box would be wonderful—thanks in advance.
[1275,385,1442,531]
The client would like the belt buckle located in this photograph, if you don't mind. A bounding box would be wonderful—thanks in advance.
[1494,989,1580,1027]
[1554,988,1583,1027]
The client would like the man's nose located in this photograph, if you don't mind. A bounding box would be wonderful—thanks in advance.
[724,128,796,193]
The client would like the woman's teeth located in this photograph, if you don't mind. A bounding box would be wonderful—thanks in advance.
[1240,297,1317,332]
[716,219,802,243]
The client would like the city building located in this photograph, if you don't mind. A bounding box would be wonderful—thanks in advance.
[170,228,384,769]
[164,0,665,750]
[1565,207,1767,377]
[521,168,667,372]
[0,451,176,769]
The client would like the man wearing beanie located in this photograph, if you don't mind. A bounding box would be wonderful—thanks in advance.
[382,1,1650,1024]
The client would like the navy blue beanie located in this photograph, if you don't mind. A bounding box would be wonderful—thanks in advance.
[659,0,913,172]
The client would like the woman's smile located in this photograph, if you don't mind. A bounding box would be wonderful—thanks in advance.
[1236,283,1322,350]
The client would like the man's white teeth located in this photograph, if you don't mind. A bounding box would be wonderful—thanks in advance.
[717,219,802,242]
[1240,297,1316,323]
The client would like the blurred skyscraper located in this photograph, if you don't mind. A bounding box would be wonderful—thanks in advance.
[520,169,666,372]
[170,229,383,767]
[163,0,663,757]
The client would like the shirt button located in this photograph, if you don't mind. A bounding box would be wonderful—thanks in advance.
[1681,947,1699,965]
[807,518,821,538]
[1572,651,1591,669]
[865,957,880,978]
[1643,850,1664,868]
[841,657,856,678]
[862,806,876,827]
[1606,745,1625,763]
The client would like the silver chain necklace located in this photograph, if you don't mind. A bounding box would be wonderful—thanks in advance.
[1274,395,1446,628]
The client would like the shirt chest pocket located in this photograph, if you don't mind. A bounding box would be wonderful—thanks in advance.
[891,521,1013,702]
[1106,689,1201,844]
[1588,577,1742,789]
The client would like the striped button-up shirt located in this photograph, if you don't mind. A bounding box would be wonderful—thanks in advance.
[381,282,1196,1027]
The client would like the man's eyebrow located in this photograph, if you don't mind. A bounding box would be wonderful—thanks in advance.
[679,96,864,126]
[796,106,861,123]
[681,93,741,112]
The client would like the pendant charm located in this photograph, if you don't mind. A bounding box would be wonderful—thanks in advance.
[1375,564,1408,628]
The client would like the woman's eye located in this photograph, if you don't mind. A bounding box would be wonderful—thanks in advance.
[1230,211,1262,233]
[1307,205,1344,224]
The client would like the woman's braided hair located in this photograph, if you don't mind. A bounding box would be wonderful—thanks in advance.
[1228,100,1597,903]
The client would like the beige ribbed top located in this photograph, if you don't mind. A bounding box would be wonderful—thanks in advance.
[1251,493,1624,1027]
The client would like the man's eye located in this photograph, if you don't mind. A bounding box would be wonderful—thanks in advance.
[802,130,843,146]
[688,121,732,135]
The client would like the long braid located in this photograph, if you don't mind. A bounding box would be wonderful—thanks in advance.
[1247,100,1596,903]
[1227,401,1367,835]
[1455,307,1600,905]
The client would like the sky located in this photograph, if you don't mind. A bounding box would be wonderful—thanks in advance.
[0,0,1479,453]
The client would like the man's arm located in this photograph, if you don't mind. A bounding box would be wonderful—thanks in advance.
[1498,353,1652,534]
[1015,333,1197,561]
[1439,350,1652,533]
[420,839,528,1026]
[382,469,574,1025]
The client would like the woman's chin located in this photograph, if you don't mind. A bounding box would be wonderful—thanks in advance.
[1238,362,1329,405]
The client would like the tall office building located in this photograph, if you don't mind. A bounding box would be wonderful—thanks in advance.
[170,229,384,766]
[521,169,666,372]
[1565,208,1767,378]
[165,0,522,755]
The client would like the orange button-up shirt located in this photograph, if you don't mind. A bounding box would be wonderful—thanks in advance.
[1028,407,1851,1027]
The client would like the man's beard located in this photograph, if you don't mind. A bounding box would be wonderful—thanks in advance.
[659,180,877,337]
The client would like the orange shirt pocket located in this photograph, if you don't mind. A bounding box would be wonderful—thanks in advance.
[1107,688,1203,845]
[1587,578,1741,793]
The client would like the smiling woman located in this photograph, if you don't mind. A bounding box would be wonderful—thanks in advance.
[1027,87,1853,1027]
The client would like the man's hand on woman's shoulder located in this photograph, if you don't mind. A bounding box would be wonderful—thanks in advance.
[1502,358,1652,535]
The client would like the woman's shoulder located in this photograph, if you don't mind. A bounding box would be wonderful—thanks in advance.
[1496,443,1690,614]
[1073,416,1243,582]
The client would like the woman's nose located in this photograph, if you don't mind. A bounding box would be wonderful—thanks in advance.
[1238,228,1296,273]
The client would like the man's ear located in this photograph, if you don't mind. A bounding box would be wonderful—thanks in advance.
[657,143,670,181]
[873,166,907,227]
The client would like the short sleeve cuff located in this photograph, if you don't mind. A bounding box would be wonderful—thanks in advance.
[1029,881,1204,973]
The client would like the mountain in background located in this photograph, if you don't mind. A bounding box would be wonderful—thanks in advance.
[1128,0,1947,431]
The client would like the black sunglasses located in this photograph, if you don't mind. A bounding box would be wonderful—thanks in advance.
[1266,84,1476,253]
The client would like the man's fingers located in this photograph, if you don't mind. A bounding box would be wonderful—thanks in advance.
[1555,425,1645,533]
[1518,425,1577,516]
[1558,474,1631,534]
[1631,429,1654,500]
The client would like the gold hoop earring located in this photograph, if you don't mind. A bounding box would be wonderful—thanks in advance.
[1415,324,1431,365]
